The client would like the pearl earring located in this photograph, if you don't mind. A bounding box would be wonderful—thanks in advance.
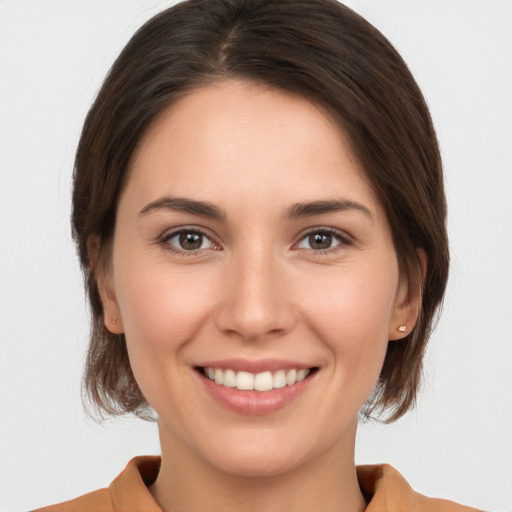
[397,325,407,333]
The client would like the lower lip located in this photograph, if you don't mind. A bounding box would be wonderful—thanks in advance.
[197,371,314,416]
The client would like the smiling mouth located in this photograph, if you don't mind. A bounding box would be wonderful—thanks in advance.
[196,367,319,392]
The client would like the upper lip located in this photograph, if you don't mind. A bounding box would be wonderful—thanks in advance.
[196,358,316,373]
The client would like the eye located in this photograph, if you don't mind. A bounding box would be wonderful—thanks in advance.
[295,228,350,252]
[162,229,217,253]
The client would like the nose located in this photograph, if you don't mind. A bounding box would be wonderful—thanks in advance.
[214,249,296,342]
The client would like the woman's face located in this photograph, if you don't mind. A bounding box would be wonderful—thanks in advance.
[101,80,415,476]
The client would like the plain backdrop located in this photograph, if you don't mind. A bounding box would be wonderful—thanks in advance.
[1,1,511,511]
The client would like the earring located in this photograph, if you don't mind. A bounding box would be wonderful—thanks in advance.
[110,318,118,325]
[397,325,407,333]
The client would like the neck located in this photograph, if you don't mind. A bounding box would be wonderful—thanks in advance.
[150,423,366,512]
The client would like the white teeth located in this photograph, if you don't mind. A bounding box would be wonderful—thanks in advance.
[286,369,297,386]
[223,369,237,388]
[254,371,273,391]
[203,367,312,391]
[273,370,286,389]
[296,369,308,382]
[236,371,254,390]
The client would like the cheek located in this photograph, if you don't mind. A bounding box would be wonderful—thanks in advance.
[114,261,217,356]
[111,260,221,417]
[297,260,399,391]
[301,260,398,341]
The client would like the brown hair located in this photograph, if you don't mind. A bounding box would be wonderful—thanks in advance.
[73,0,448,422]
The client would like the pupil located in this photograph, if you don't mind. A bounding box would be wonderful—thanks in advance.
[310,232,332,250]
[179,232,202,250]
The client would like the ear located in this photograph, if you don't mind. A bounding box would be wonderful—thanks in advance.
[87,235,124,335]
[388,249,427,341]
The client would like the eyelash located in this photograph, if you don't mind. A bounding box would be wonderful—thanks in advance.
[293,227,353,255]
[159,228,219,256]
[158,227,353,256]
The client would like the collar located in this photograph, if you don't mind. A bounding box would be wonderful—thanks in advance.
[109,456,479,512]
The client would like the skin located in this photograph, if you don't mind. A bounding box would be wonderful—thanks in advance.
[98,80,421,512]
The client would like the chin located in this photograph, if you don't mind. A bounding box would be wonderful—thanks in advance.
[208,447,306,478]
[193,425,336,479]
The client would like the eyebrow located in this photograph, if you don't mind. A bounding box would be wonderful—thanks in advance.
[139,196,373,222]
[287,199,373,220]
[139,196,226,221]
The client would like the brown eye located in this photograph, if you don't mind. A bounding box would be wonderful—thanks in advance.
[308,232,333,250]
[164,230,215,252]
[179,232,203,250]
[296,229,348,252]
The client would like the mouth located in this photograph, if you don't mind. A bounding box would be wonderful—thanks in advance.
[195,366,319,392]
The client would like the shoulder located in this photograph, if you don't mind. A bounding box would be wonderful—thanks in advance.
[32,458,482,512]
[32,487,114,512]
[358,464,483,512]
[32,456,162,512]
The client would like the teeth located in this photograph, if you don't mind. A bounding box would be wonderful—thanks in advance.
[286,369,297,385]
[223,369,237,388]
[203,367,312,391]
[273,370,286,389]
[237,371,254,390]
[296,369,308,382]
[254,371,273,391]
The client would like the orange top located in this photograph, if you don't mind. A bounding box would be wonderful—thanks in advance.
[34,456,482,512]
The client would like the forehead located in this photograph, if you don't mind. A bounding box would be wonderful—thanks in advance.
[126,80,381,218]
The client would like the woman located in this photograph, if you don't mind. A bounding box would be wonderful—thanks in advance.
[28,0,484,510]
